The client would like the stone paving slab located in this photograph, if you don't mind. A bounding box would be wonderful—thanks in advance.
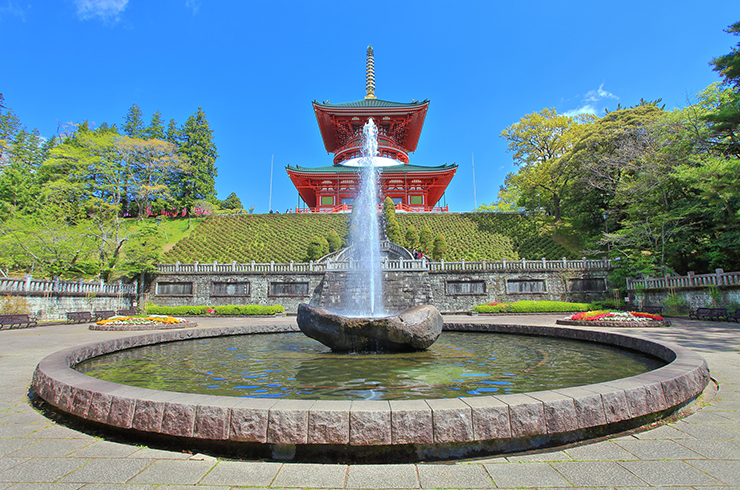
[199,460,282,487]
[483,461,571,487]
[551,460,647,486]
[272,463,348,488]
[0,315,739,488]
[58,458,155,484]
[345,464,419,488]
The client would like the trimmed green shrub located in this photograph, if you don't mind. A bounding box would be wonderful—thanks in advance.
[145,303,284,316]
[472,300,594,313]
[146,304,208,315]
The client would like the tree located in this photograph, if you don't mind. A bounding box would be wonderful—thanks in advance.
[705,22,740,156]
[382,197,402,243]
[306,235,329,261]
[326,229,342,252]
[122,104,145,138]
[432,233,448,260]
[404,224,419,249]
[171,107,218,215]
[500,108,593,220]
[146,110,166,140]
[221,192,242,210]
[166,118,181,144]
[116,136,184,219]
[0,94,21,163]
[419,225,433,254]
[0,129,45,218]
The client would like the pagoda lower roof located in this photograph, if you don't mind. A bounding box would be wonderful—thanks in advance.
[285,163,456,174]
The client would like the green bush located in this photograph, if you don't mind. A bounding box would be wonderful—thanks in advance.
[145,303,283,316]
[663,293,688,315]
[472,300,594,313]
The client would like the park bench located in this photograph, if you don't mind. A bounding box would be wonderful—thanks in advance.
[638,306,663,314]
[66,311,93,324]
[93,310,116,321]
[689,307,729,321]
[117,308,137,316]
[0,314,38,329]
[728,309,740,323]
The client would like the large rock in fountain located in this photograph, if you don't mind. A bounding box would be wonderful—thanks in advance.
[297,303,443,352]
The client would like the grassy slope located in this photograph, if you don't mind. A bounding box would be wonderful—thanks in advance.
[163,213,577,264]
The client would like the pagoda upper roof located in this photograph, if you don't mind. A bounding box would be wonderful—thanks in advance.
[286,162,456,175]
[312,98,430,153]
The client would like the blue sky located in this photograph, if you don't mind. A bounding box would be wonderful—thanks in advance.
[1,1,737,213]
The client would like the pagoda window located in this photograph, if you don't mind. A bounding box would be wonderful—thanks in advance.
[321,196,334,206]
[410,195,424,205]
[342,198,354,205]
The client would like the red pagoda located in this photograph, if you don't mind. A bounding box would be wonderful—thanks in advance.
[286,46,457,213]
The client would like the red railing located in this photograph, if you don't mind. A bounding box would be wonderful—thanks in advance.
[295,203,449,214]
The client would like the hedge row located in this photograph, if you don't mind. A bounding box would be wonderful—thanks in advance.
[145,304,285,316]
[472,300,595,313]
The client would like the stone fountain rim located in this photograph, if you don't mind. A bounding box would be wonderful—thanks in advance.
[31,322,710,461]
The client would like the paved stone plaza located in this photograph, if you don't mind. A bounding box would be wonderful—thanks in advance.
[1,314,738,489]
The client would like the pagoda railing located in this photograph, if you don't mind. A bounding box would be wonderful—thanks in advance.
[626,269,740,291]
[295,203,449,213]
[157,257,611,274]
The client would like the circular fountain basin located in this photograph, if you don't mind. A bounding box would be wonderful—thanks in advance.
[31,322,710,462]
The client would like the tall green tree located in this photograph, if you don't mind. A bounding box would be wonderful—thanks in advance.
[432,233,448,260]
[404,224,419,249]
[166,118,181,144]
[705,21,740,156]
[382,197,402,243]
[122,104,145,138]
[419,225,433,254]
[171,107,218,215]
[145,110,166,140]
[0,94,22,163]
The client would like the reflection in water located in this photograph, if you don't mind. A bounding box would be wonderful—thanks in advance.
[76,332,664,400]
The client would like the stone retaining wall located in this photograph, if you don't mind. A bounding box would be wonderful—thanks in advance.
[147,269,611,313]
[7,293,135,322]
[31,322,709,462]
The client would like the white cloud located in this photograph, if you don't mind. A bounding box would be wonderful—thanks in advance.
[584,83,618,103]
[564,104,597,117]
[0,0,26,21]
[564,83,619,117]
[75,0,128,22]
[185,0,201,14]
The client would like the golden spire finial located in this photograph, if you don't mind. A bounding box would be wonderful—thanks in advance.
[365,45,376,99]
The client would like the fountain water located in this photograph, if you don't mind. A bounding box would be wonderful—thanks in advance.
[297,118,443,352]
[346,118,383,316]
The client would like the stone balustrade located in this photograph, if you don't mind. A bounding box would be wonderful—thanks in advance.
[157,257,612,274]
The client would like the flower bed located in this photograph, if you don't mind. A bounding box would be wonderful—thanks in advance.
[556,310,671,327]
[89,315,197,331]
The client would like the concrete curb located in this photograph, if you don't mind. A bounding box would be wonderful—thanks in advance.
[31,322,710,462]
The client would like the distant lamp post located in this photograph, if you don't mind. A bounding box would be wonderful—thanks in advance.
[602,212,610,255]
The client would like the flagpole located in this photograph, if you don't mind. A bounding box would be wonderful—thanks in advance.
[268,154,274,213]
[472,152,477,211]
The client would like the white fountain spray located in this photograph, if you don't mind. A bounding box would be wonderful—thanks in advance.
[347,118,384,317]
